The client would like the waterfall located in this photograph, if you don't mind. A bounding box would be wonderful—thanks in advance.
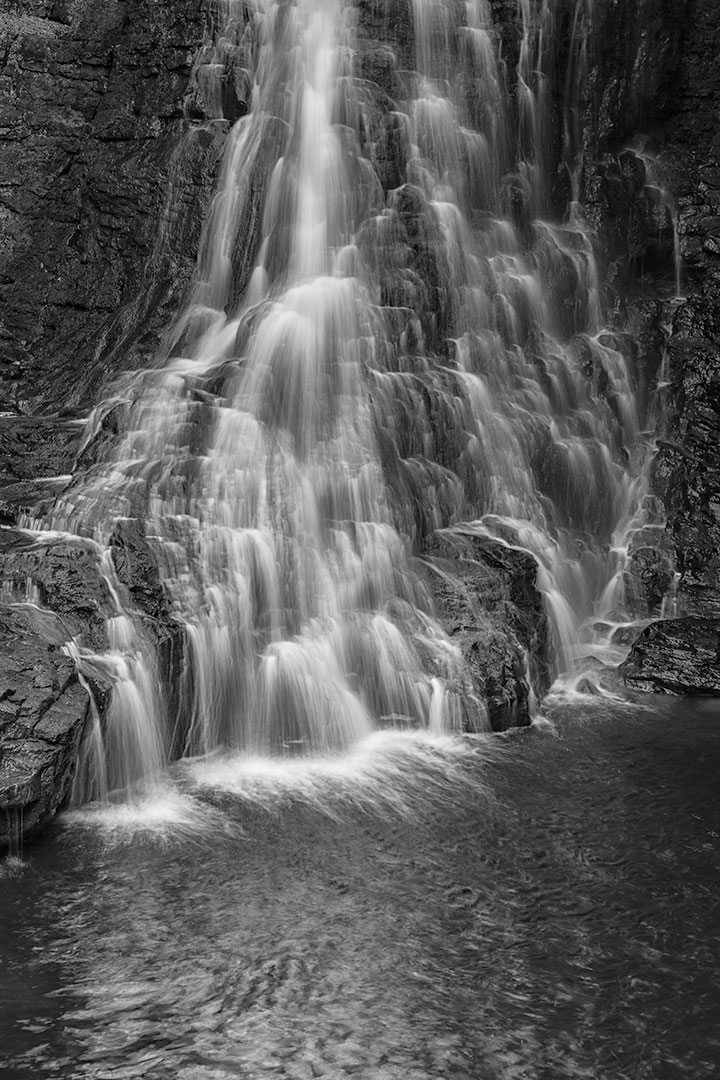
[33,0,651,801]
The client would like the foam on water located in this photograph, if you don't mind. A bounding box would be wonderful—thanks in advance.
[59,731,498,840]
[61,786,233,845]
[182,729,497,818]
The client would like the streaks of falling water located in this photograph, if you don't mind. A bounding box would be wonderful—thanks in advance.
[28,0,655,800]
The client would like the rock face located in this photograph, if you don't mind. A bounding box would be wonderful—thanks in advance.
[0,0,219,847]
[0,520,191,846]
[613,0,720,689]
[620,618,720,696]
[0,414,84,522]
[426,532,552,730]
[0,0,223,411]
[652,284,720,617]
[0,527,108,848]
[0,607,89,851]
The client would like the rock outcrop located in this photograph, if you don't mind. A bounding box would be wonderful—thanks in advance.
[0,0,222,411]
[0,607,89,851]
[426,531,552,730]
[613,0,720,690]
[0,526,108,847]
[620,618,720,696]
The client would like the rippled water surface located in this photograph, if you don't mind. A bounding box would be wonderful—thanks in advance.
[2,699,720,1079]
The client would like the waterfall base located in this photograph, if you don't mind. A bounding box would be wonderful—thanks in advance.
[0,497,552,849]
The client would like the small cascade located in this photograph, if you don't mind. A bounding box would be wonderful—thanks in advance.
[27,0,661,800]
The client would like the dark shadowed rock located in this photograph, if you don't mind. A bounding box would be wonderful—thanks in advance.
[620,617,720,695]
[0,0,214,411]
[425,530,552,730]
[651,278,720,618]
[0,608,89,850]
[0,415,84,521]
[0,529,110,848]
[110,517,167,623]
[0,529,111,648]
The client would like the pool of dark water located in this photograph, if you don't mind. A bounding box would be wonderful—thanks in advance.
[1,695,719,1079]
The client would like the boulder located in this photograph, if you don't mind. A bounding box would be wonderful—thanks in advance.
[424,529,552,730]
[620,617,720,695]
[0,528,111,649]
[0,608,90,851]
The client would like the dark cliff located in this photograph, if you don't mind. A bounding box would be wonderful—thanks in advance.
[603,0,720,691]
[0,0,231,412]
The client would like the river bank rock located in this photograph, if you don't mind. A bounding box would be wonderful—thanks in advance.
[0,526,110,850]
[0,607,90,851]
[620,618,720,696]
[425,530,552,730]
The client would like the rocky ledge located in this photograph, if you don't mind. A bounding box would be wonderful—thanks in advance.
[620,617,720,696]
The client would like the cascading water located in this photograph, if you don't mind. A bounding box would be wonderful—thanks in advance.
[26,0,656,802]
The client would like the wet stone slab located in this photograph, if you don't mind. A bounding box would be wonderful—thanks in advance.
[620,616,720,695]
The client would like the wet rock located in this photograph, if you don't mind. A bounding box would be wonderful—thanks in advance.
[620,617,720,695]
[0,0,214,411]
[623,524,676,618]
[575,0,720,652]
[0,415,82,480]
[356,0,414,71]
[110,518,167,623]
[0,608,89,850]
[575,677,602,696]
[425,530,552,730]
[651,277,720,617]
[358,183,451,349]
[0,529,111,649]
[0,414,84,522]
[610,623,645,648]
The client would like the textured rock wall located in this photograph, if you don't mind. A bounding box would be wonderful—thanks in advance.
[607,0,720,690]
[0,0,221,411]
[650,0,720,617]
